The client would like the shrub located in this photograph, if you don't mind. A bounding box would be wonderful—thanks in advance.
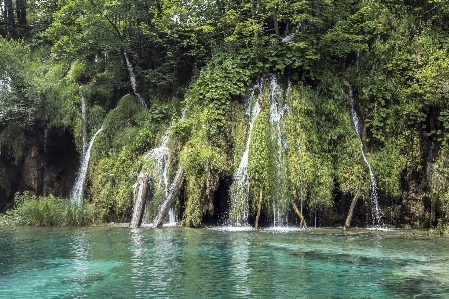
[0,192,95,226]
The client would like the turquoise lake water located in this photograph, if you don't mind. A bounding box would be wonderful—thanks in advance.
[1,226,448,298]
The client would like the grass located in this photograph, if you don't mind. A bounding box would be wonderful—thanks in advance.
[0,192,95,227]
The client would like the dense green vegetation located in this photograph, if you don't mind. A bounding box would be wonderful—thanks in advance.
[0,192,94,226]
[2,0,449,229]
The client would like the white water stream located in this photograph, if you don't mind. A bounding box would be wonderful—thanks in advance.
[268,75,289,227]
[149,129,170,194]
[70,127,103,205]
[229,80,263,226]
[349,86,381,225]
[124,54,146,108]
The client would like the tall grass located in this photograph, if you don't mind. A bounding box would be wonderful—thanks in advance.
[0,192,95,226]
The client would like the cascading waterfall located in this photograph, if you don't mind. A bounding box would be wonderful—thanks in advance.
[70,127,103,205]
[167,207,176,225]
[138,112,186,226]
[148,129,170,193]
[349,86,381,225]
[152,166,184,228]
[80,88,87,156]
[268,75,289,227]
[141,127,175,225]
[151,129,176,224]
[124,53,147,108]
[229,81,263,226]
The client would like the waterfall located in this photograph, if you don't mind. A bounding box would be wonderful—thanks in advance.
[0,75,11,92]
[124,53,147,108]
[349,86,381,225]
[137,110,186,226]
[268,75,288,227]
[152,166,184,228]
[140,127,174,225]
[70,127,103,205]
[282,33,296,43]
[229,81,263,226]
[147,129,170,194]
[167,207,177,226]
[151,129,174,223]
[80,88,87,156]
[181,109,186,120]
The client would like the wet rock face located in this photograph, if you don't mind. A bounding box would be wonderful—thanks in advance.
[0,161,21,213]
[20,145,43,194]
[396,179,429,228]
[0,128,78,212]
[387,174,429,228]
[18,129,78,198]
[40,129,79,198]
[399,198,428,226]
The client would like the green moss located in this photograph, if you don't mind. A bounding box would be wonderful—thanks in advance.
[371,137,408,198]
[283,85,336,212]
[248,108,275,214]
[89,152,137,222]
[68,60,86,83]
[181,128,229,227]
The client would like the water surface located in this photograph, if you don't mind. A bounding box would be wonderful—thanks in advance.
[1,226,448,298]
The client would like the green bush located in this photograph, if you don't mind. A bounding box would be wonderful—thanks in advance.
[0,192,95,227]
[0,122,26,165]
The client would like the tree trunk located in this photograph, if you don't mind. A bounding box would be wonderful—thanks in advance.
[129,173,150,228]
[255,189,263,229]
[2,1,7,23]
[292,202,308,229]
[152,165,184,228]
[5,0,15,25]
[343,184,361,230]
[16,0,26,25]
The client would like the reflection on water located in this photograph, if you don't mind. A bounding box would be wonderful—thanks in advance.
[231,234,251,296]
[1,227,449,298]
[149,229,181,296]
[130,228,146,296]
[71,231,90,292]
